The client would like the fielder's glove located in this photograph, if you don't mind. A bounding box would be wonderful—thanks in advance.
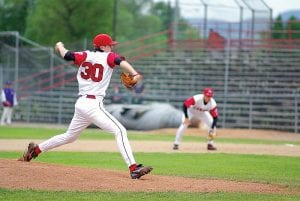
[120,72,138,89]
[3,101,11,107]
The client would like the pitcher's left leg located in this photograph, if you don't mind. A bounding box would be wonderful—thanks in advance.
[93,103,136,167]
[91,101,152,179]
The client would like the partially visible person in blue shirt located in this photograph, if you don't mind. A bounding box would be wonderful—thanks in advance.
[1,81,18,125]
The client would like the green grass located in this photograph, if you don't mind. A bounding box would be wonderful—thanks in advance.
[1,189,300,201]
[1,126,300,200]
[1,126,299,145]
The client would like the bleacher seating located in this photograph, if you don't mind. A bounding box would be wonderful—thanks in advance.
[13,46,300,132]
[115,48,300,106]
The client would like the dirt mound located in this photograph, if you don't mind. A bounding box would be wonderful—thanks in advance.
[1,128,300,193]
[0,159,298,194]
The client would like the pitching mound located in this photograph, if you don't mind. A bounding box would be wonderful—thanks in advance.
[0,159,298,194]
[1,127,299,193]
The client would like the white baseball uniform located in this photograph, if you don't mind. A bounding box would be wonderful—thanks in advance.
[174,94,218,145]
[1,86,18,125]
[39,50,136,167]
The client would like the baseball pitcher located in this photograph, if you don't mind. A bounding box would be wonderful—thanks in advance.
[19,33,153,179]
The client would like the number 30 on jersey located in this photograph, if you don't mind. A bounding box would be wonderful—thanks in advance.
[80,62,104,82]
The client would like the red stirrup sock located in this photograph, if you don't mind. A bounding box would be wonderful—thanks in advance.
[35,146,42,155]
[129,164,137,172]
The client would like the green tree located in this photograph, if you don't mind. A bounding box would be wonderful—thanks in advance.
[287,16,300,39]
[133,15,162,37]
[2,0,180,47]
[121,0,152,16]
[272,15,286,39]
[25,0,113,46]
[150,1,174,30]
[113,0,164,41]
[177,19,199,39]
[0,0,29,34]
[114,1,135,42]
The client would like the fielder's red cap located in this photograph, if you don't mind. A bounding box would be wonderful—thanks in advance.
[93,33,117,47]
[203,87,214,97]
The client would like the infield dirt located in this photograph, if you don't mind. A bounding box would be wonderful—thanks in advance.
[0,128,299,193]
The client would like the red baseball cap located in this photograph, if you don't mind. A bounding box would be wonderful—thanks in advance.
[93,34,117,47]
[203,87,214,97]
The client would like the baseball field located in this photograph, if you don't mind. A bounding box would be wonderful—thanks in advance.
[0,123,300,201]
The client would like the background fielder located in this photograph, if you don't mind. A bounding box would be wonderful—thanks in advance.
[1,81,18,126]
[173,87,219,151]
[19,33,152,179]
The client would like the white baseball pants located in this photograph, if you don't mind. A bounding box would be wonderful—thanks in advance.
[1,107,13,125]
[39,96,136,167]
[174,110,213,145]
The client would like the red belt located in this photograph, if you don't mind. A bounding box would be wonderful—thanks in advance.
[81,95,96,99]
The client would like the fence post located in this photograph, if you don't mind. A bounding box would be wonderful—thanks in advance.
[221,94,227,128]
[0,67,3,88]
[295,95,298,133]
[50,48,54,91]
[58,94,62,124]
[26,97,32,123]
[14,32,19,93]
[222,30,231,128]
[249,96,253,129]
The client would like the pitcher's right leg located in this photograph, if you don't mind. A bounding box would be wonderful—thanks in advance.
[39,112,90,152]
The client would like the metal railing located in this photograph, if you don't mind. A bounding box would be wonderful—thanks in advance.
[1,30,300,133]
[12,91,299,133]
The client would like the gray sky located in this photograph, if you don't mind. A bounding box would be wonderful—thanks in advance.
[155,0,300,21]
[264,0,300,16]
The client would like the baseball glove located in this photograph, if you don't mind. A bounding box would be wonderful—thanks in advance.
[120,72,138,89]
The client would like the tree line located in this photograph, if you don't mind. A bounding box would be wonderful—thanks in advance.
[272,15,300,39]
[0,0,176,46]
[1,0,300,46]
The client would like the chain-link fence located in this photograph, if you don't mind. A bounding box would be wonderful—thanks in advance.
[0,0,300,133]
[171,0,272,40]
[0,31,74,93]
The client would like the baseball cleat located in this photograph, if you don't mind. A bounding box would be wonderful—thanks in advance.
[207,144,217,151]
[130,164,153,179]
[173,144,179,150]
[18,142,39,162]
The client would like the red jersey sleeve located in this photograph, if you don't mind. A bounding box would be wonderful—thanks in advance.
[107,52,123,68]
[73,51,87,66]
[210,106,219,118]
[184,97,195,107]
